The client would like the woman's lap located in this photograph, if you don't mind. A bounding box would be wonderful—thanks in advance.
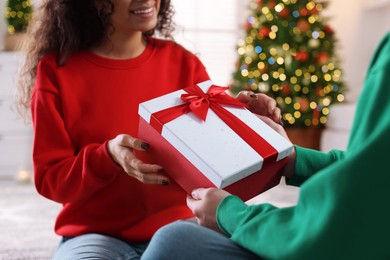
[52,233,148,260]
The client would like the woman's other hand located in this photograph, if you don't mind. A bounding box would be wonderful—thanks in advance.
[235,90,282,125]
[107,134,169,185]
[236,91,289,140]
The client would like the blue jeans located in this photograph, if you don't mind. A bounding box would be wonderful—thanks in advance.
[53,221,261,260]
[52,233,149,260]
[142,220,262,260]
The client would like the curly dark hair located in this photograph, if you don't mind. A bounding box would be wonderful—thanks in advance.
[16,0,175,120]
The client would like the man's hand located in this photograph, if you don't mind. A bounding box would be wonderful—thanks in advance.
[186,188,231,233]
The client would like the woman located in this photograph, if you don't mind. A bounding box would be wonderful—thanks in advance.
[17,0,282,258]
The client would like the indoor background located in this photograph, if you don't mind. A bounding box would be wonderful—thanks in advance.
[1,0,390,258]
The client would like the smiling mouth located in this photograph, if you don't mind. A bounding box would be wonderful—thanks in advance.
[131,7,154,15]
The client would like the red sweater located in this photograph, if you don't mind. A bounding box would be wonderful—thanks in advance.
[31,38,210,242]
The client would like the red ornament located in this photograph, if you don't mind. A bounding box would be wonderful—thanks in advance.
[316,52,329,64]
[310,6,318,15]
[258,27,270,38]
[297,97,309,112]
[312,109,320,126]
[268,1,276,9]
[279,8,289,18]
[299,8,309,16]
[315,87,325,97]
[295,51,309,62]
[297,19,310,31]
[324,25,334,35]
[245,21,252,30]
[281,83,291,94]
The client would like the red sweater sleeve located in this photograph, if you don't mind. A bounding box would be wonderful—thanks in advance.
[31,57,123,203]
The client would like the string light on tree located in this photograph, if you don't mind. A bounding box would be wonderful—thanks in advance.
[231,0,345,128]
[5,0,32,34]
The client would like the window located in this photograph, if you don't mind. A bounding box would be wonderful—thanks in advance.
[171,0,249,86]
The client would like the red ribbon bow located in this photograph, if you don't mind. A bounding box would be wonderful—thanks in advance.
[180,84,247,121]
[150,84,248,132]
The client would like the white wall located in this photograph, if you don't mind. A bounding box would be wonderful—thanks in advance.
[325,0,390,102]
[171,0,245,86]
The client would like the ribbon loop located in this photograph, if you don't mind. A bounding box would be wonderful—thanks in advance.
[180,84,247,121]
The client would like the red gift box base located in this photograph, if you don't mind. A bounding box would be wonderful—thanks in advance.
[138,117,287,201]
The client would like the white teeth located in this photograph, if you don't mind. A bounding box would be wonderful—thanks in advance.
[133,7,153,15]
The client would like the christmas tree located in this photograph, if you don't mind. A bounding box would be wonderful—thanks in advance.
[5,0,32,34]
[230,0,345,128]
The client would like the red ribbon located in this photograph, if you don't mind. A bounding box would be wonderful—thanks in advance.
[149,84,278,162]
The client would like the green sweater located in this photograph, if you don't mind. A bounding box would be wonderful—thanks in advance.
[217,32,390,259]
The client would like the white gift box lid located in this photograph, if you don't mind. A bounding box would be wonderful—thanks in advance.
[138,80,293,188]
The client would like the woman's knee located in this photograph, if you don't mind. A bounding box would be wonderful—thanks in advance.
[152,220,198,243]
[142,221,202,260]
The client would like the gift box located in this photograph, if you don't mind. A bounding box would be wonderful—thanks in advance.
[138,80,293,201]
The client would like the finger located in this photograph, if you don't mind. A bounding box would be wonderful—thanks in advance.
[235,91,255,104]
[123,158,168,185]
[263,96,283,125]
[191,188,211,200]
[245,93,270,114]
[116,134,149,151]
[236,92,283,126]
[124,164,169,185]
[254,94,282,125]
[138,172,170,185]
[271,106,282,125]
[134,167,169,185]
[129,158,164,173]
[263,95,278,115]
[191,188,201,200]
[186,195,197,212]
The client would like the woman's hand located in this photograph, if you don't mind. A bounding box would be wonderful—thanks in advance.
[235,90,282,125]
[107,134,169,185]
[236,91,289,140]
[186,188,231,233]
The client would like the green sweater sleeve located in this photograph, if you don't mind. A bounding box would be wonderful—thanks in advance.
[218,138,390,259]
[216,32,390,259]
[286,146,345,187]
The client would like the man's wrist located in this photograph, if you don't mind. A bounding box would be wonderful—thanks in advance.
[282,146,296,179]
